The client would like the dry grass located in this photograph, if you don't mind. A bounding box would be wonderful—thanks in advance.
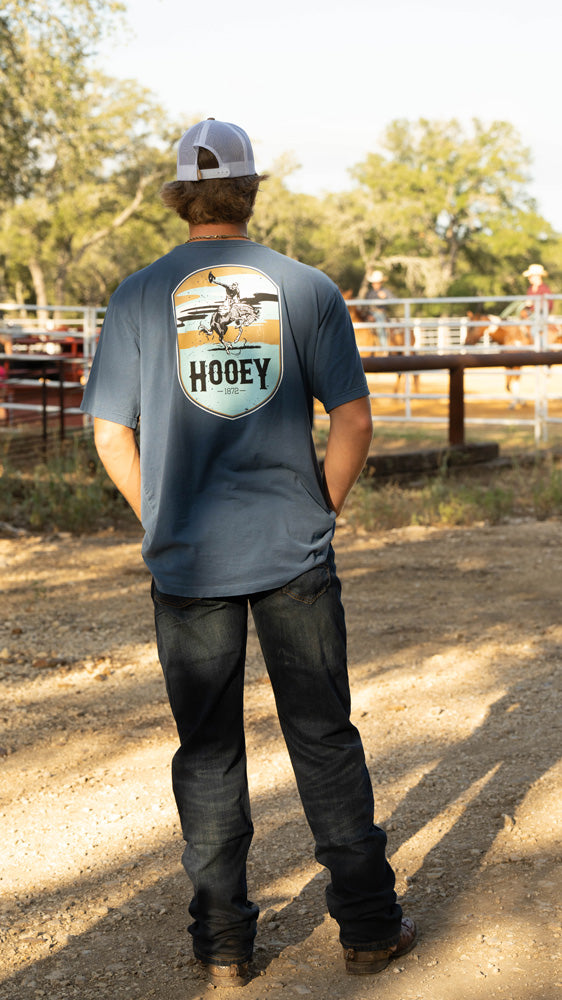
[2,429,562,535]
[345,452,562,530]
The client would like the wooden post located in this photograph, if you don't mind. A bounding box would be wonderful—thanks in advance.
[41,361,48,443]
[59,360,65,441]
[449,364,465,446]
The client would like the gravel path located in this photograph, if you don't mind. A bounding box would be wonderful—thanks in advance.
[0,520,560,999]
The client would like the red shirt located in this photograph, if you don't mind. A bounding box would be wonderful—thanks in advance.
[527,282,553,312]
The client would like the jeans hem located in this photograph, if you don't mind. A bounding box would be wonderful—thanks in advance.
[193,949,254,966]
[340,929,401,951]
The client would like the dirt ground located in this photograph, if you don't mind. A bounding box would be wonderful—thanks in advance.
[0,515,561,1000]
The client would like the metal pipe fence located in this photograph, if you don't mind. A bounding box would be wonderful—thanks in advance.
[344,293,562,443]
[0,303,105,439]
[0,301,104,360]
[0,355,86,441]
[2,295,562,445]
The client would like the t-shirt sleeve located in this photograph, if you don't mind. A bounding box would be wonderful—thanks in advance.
[311,281,369,412]
[80,282,141,429]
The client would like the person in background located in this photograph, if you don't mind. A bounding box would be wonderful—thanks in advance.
[364,269,394,349]
[81,118,416,988]
[522,263,553,313]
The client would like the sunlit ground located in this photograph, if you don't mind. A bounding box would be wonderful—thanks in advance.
[0,524,560,999]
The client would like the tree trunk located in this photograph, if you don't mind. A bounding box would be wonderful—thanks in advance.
[15,280,27,318]
[54,267,68,322]
[27,259,49,325]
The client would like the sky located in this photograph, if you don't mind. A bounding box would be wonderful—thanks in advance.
[98,0,561,230]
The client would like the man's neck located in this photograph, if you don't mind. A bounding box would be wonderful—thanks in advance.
[188,223,249,241]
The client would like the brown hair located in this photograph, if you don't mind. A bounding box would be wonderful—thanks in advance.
[160,147,266,224]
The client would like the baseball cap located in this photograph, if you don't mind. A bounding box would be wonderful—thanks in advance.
[177,118,256,181]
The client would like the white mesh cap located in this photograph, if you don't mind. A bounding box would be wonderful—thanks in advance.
[177,119,256,181]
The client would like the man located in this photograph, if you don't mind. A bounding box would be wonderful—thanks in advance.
[81,119,416,987]
[364,269,393,349]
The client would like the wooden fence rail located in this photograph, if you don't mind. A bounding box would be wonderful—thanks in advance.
[362,351,562,446]
[4,350,562,451]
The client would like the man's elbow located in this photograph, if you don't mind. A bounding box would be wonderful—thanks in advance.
[357,408,374,439]
[94,418,134,460]
[328,396,373,448]
[352,406,374,447]
[94,419,115,453]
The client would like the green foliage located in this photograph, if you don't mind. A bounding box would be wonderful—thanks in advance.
[0,17,33,203]
[348,117,558,297]
[0,0,172,306]
[0,1,124,206]
[1,4,562,312]
[250,157,328,267]
[0,74,176,305]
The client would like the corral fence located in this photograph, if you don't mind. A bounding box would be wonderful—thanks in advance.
[345,293,562,444]
[0,304,105,450]
[1,295,562,449]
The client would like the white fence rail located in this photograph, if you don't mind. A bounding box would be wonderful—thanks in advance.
[347,293,561,351]
[0,303,106,430]
[0,302,105,362]
[345,293,562,443]
[2,296,562,443]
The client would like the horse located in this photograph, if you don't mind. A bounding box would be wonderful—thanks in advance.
[199,271,259,352]
[464,309,560,407]
[342,291,420,393]
[466,307,562,347]
[465,309,534,348]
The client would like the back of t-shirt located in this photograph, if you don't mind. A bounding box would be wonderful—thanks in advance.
[81,240,368,596]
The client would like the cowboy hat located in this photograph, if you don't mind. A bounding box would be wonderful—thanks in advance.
[522,263,548,278]
[368,270,385,283]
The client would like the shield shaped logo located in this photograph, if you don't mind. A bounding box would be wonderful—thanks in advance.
[172,265,282,419]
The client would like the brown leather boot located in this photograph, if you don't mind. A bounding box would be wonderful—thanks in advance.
[343,917,418,975]
[200,960,250,987]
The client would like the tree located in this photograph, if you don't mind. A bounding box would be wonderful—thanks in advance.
[0,0,181,309]
[348,118,547,297]
[0,0,156,308]
[0,16,33,204]
[250,155,326,264]
[0,72,176,308]
[250,158,368,291]
[0,1,124,205]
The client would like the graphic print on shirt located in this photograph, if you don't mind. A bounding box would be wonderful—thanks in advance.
[172,265,282,419]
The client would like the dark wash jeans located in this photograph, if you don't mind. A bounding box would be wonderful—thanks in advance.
[151,551,401,964]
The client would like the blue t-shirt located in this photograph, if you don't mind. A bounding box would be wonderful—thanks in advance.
[81,240,368,596]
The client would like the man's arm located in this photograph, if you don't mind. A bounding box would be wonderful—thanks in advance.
[322,395,373,516]
[94,417,142,521]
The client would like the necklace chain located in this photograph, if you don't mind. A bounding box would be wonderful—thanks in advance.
[186,234,251,242]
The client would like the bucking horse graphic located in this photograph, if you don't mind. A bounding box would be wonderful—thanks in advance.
[199,271,260,352]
